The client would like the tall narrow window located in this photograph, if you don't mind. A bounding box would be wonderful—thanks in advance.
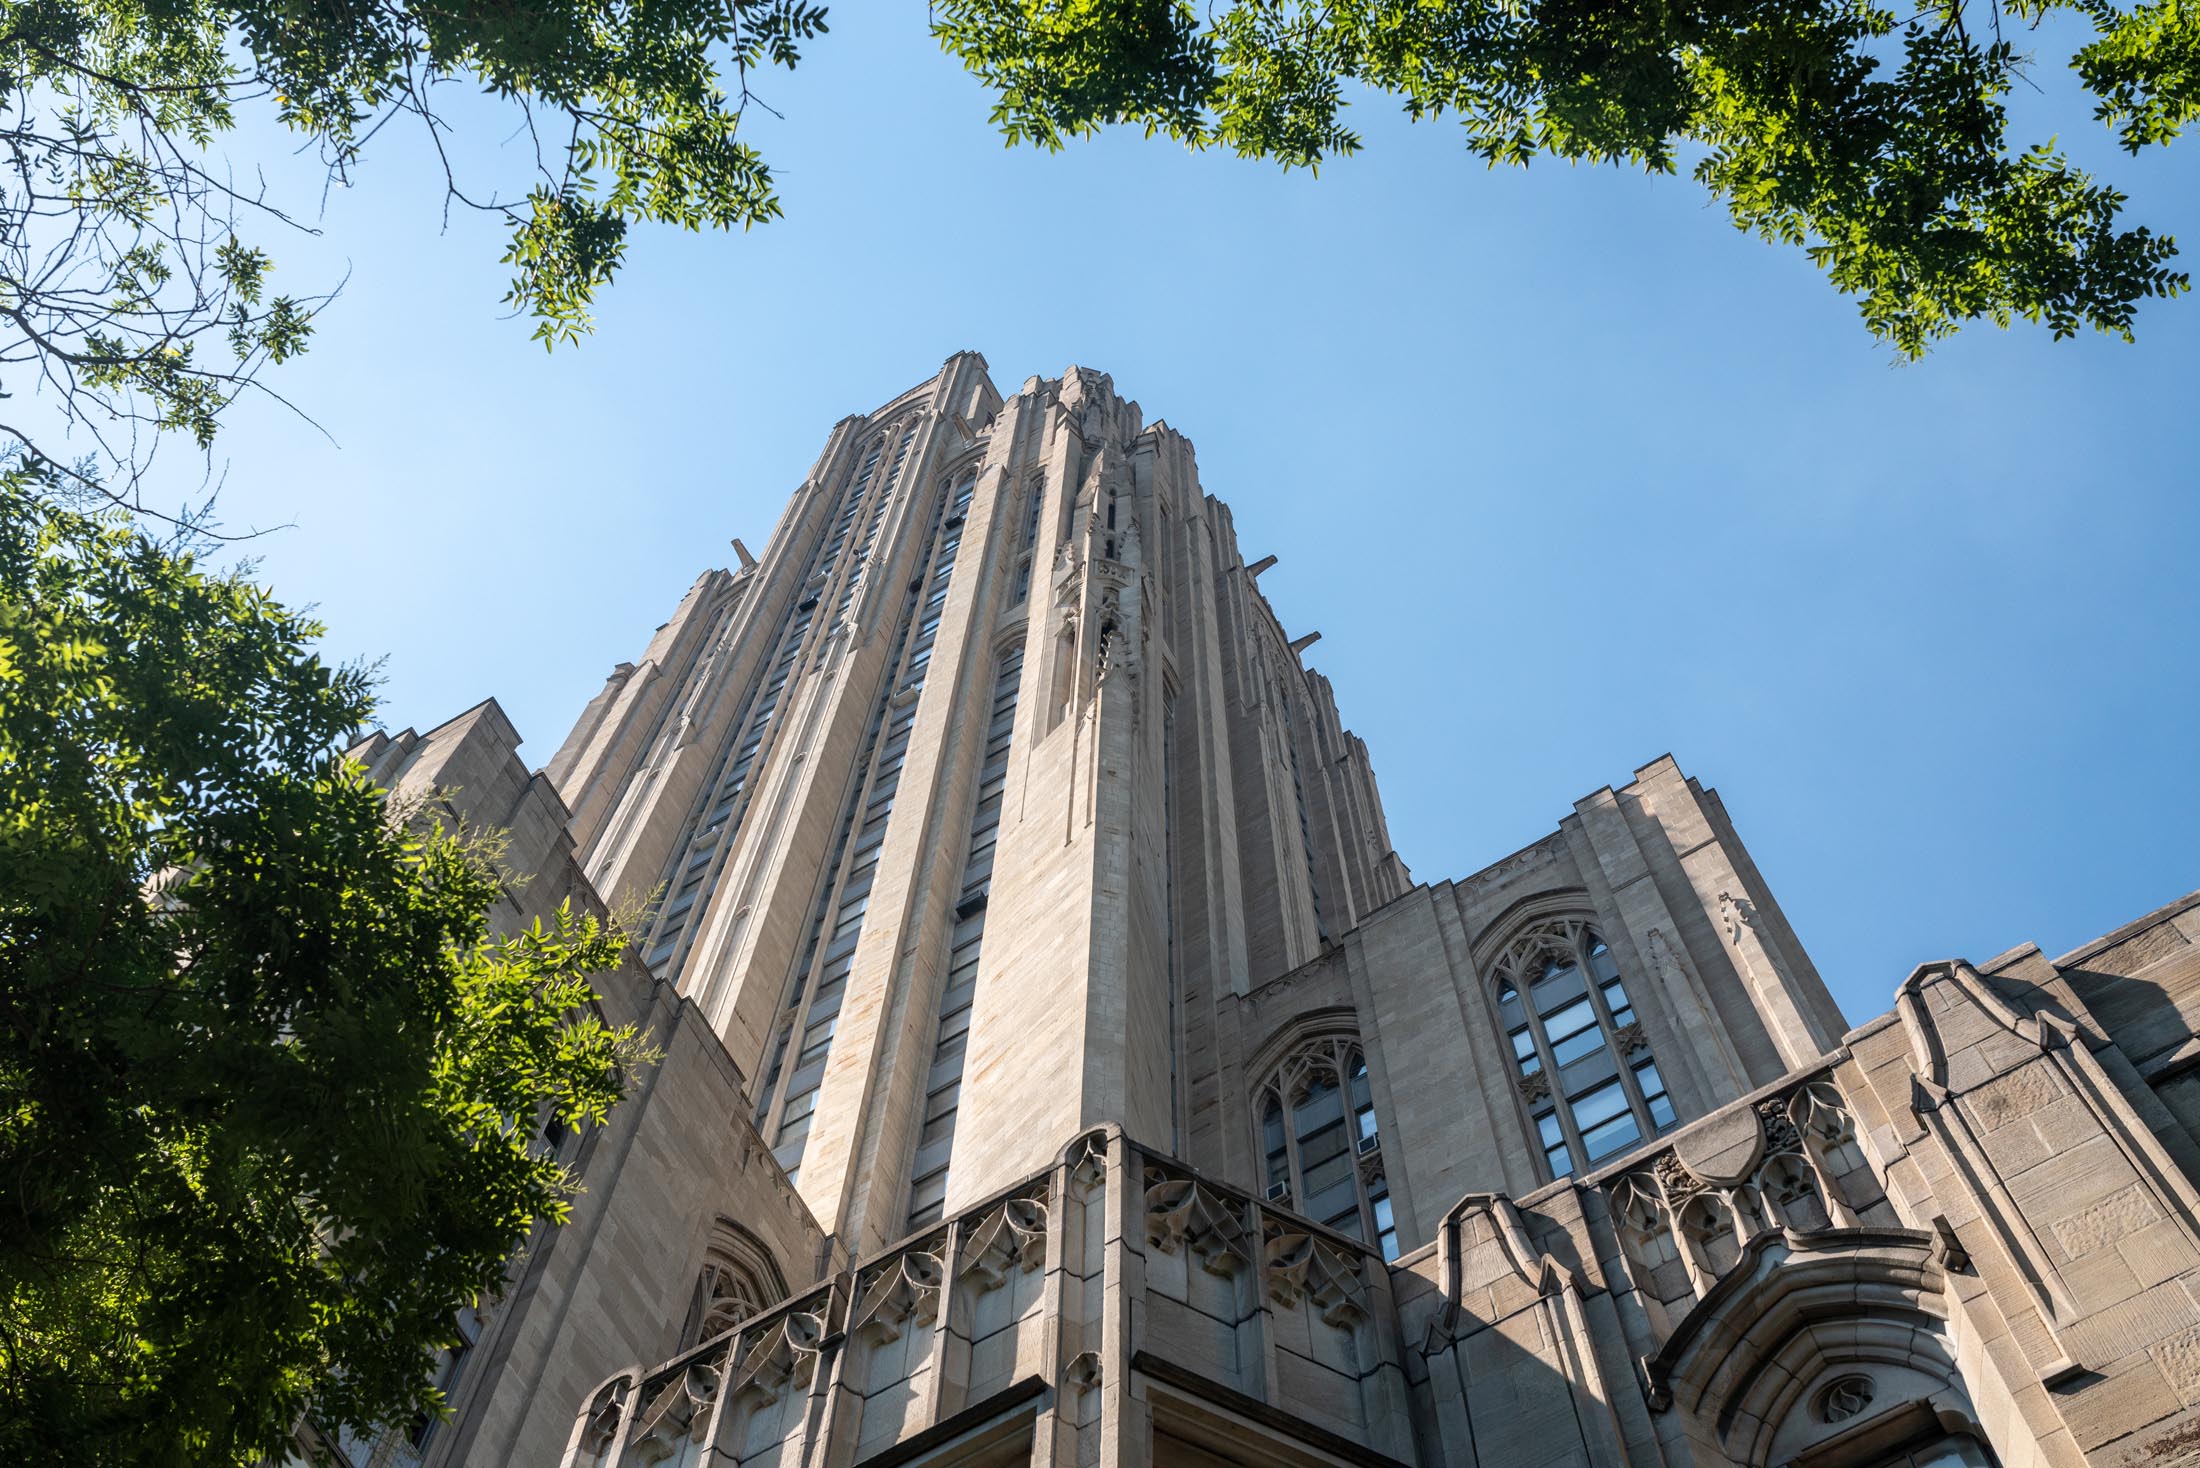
[1253,1032,1398,1261]
[905,643,1025,1230]
[755,471,974,1178]
[642,437,892,974]
[1011,475,1044,605]
[1281,711,1330,943]
[1495,921,1670,1180]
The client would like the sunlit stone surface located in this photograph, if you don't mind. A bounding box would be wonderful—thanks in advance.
[341,356,2200,1468]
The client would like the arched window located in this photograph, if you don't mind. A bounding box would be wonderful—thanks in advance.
[1254,1033,1398,1260]
[1495,921,1675,1179]
[677,1222,786,1350]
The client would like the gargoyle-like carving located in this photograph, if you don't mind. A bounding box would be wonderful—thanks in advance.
[1719,891,1760,944]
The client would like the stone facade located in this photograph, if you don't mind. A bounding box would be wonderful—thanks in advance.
[355,357,2200,1468]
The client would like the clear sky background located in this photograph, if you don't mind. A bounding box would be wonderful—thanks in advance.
[159,10,2197,1029]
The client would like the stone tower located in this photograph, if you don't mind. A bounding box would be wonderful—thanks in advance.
[347,356,2200,1468]
[542,354,1427,1253]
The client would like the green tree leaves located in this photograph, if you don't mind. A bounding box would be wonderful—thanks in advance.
[933,0,2193,356]
[0,466,640,1466]
[0,0,826,493]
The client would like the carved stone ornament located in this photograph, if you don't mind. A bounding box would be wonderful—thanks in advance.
[578,1383,626,1466]
[631,1359,720,1463]
[1065,1350,1102,1394]
[1262,1223,1369,1328]
[852,1247,945,1343]
[1789,1080,1857,1147]
[1143,1167,1251,1275]
[731,1308,826,1403]
[1814,1373,1875,1424]
[1517,1069,1552,1103]
[1757,1096,1803,1158]
[962,1193,1048,1291]
[1064,1133,1109,1199]
[1606,1170,1670,1237]
[1719,891,1761,945]
[1471,839,1559,891]
[1654,1150,1709,1205]
[1614,1021,1649,1057]
[1357,1149,1385,1188]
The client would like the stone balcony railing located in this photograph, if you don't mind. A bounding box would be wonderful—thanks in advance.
[560,1127,1416,1468]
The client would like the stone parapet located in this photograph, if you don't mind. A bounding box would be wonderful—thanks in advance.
[560,1127,1412,1468]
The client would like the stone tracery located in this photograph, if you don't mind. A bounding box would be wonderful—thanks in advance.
[1491,918,1676,1180]
[1606,1076,1866,1305]
[1251,1025,1399,1259]
[678,1220,786,1351]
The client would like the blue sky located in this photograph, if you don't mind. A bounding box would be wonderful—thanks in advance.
[170,10,2197,1028]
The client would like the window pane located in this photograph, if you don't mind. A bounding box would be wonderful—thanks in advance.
[1262,1097,1290,1186]
[1551,1025,1606,1068]
[1580,1110,1643,1161]
[1536,1112,1565,1147]
[1311,1183,1359,1232]
[1634,1060,1676,1128]
[1293,1081,1344,1135]
[1301,1127,1352,1193]
[1559,1047,1619,1100]
[1532,963,1586,1014]
[1543,997,1596,1044]
[1569,1078,1630,1131]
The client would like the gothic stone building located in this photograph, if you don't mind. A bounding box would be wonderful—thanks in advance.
[349,356,2200,1468]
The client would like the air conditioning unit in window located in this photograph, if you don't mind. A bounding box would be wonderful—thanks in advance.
[1263,1182,1292,1203]
[1356,1135,1381,1158]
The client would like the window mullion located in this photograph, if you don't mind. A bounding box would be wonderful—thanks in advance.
[1281,1084,1307,1201]
[1579,934,1657,1139]
[1526,1014,1582,1173]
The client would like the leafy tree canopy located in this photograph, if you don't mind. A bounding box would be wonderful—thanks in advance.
[0,466,640,1466]
[0,0,826,501]
[931,0,2195,356]
[3,0,2193,507]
